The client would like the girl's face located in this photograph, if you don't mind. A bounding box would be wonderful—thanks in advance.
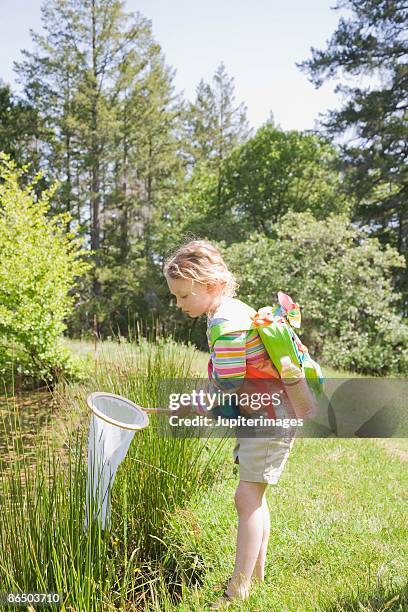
[166,276,219,318]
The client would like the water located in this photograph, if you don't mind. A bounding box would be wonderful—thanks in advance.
[0,388,57,467]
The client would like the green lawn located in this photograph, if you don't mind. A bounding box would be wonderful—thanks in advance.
[167,437,407,611]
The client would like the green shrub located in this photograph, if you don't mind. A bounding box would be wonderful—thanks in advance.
[0,153,92,386]
[223,211,407,375]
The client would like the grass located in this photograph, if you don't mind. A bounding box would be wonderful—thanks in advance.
[166,437,408,611]
[0,337,406,610]
[0,337,229,610]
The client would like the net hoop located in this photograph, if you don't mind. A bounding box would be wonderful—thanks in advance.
[87,391,150,431]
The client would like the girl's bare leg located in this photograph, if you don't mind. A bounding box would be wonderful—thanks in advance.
[252,494,270,582]
[225,480,268,600]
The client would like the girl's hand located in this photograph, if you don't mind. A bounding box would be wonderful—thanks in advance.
[170,402,194,418]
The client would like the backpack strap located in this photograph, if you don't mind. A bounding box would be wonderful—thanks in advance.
[208,320,254,349]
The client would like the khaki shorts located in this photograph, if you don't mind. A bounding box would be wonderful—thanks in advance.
[232,434,295,484]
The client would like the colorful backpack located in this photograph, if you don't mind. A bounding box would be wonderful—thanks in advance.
[208,292,324,398]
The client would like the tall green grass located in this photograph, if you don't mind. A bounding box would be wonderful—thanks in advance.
[0,337,228,610]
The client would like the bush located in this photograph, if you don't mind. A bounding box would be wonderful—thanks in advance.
[223,211,407,375]
[0,154,92,386]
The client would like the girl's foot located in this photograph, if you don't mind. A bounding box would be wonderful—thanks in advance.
[210,591,233,609]
[210,585,249,609]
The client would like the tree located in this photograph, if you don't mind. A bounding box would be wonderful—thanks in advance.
[16,0,186,335]
[223,211,407,375]
[93,34,187,336]
[183,124,349,242]
[0,82,42,170]
[185,62,252,173]
[298,0,408,308]
[14,1,88,226]
[0,155,91,386]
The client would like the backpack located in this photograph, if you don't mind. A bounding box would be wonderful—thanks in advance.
[208,292,324,398]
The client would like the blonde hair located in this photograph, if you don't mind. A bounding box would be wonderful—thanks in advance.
[164,240,238,297]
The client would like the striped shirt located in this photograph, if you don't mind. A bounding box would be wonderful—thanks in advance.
[211,329,269,386]
[194,297,277,414]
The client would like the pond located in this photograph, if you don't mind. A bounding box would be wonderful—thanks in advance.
[0,387,58,468]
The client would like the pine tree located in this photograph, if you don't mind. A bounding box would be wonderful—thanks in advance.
[185,62,252,172]
[299,0,408,307]
[15,1,87,227]
[15,0,186,328]
[0,82,41,172]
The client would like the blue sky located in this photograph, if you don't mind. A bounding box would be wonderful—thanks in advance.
[0,0,348,130]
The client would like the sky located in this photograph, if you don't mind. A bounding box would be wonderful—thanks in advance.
[0,0,348,131]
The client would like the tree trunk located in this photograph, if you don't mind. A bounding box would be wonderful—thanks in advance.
[91,0,101,297]
[120,103,129,261]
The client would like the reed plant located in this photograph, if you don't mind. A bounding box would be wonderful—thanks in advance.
[0,336,228,610]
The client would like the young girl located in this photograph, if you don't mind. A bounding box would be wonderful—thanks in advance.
[164,240,295,607]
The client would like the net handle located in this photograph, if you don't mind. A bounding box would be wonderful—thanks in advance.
[143,407,170,414]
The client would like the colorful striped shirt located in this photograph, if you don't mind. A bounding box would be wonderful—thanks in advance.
[194,297,276,414]
[211,329,269,388]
